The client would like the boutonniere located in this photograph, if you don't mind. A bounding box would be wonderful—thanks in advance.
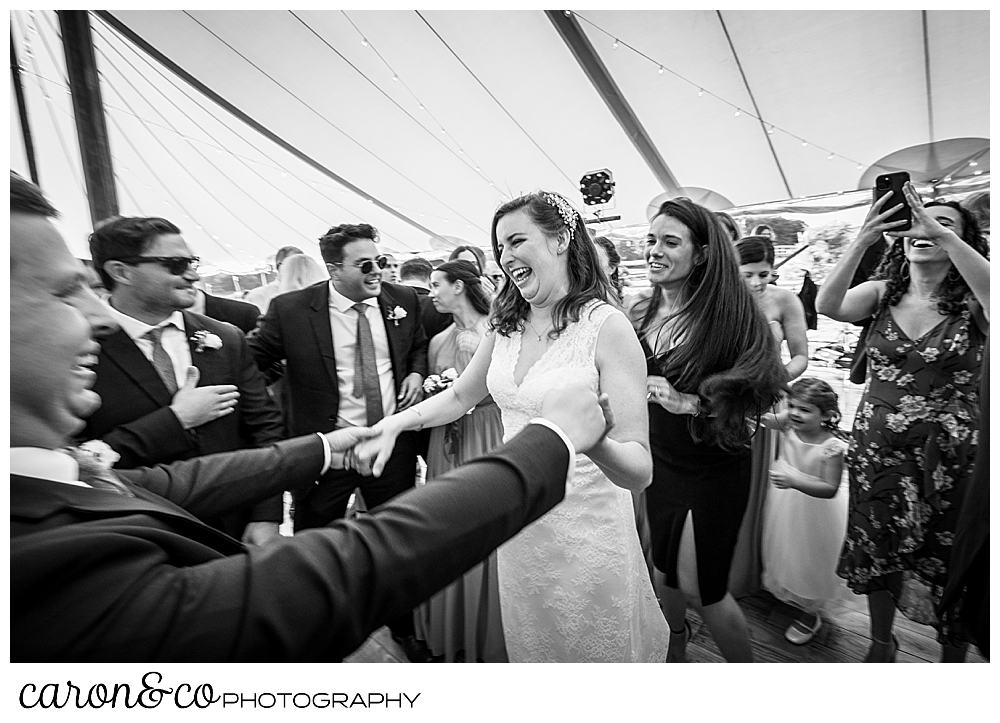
[190,330,223,352]
[386,305,407,327]
[76,440,121,470]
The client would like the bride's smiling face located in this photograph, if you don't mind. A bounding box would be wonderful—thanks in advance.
[495,209,569,307]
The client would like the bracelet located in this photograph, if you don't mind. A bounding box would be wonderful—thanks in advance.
[412,407,424,431]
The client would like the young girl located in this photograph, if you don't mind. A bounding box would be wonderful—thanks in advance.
[760,378,849,645]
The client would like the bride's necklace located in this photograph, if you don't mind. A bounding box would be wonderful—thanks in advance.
[525,316,553,342]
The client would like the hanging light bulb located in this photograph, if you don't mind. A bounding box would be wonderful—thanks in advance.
[734,109,741,117]
[944,176,953,182]
[658,66,664,75]
[361,38,368,47]
[697,88,704,97]
[766,125,774,134]
[827,153,835,160]
[974,170,983,176]
[857,164,863,170]
[969,161,978,166]
[564,10,572,16]
[612,39,619,49]
[801,141,808,147]
[418,104,425,110]
[440,128,446,134]
[392,74,398,82]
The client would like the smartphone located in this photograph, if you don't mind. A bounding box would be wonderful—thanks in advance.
[873,171,912,231]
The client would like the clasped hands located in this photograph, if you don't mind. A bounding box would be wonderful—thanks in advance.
[323,382,616,478]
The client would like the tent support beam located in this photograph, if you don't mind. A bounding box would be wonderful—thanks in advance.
[59,10,119,225]
[11,29,41,186]
[94,10,443,243]
[716,11,793,199]
[545,10,681,195]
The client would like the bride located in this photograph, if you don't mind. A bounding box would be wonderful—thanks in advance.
[353,191,669,662]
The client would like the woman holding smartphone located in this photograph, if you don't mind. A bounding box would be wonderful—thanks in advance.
[817,182,989,662]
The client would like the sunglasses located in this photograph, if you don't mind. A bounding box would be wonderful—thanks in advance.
[120,256,201,275]
[336,255,388,275]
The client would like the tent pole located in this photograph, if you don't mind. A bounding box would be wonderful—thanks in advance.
[545,10,681,196]
[11,29,41,186]
[58,10,119,225]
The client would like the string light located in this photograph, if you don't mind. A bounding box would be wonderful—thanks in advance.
[391,74,398,82]
[360,38,368,47]
[734,109,741,117]
[658,66,664,75]
[827,153,834,160]
[612,39,619,49]
[564,10,572,16]
[969,161,978,166]
[766,125,774,134]
[801,141,808,147]
[697,88,704,97]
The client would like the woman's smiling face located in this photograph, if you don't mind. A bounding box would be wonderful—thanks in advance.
[645,214,701,289]
[495,208,567,306]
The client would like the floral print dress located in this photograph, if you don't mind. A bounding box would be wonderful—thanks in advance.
[838,302,985,643]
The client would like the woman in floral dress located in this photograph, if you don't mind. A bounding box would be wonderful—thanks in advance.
[817,182,989,662]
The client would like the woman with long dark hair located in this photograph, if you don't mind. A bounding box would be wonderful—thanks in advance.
[415,260,506,662]
[628,197,785,662]
[817,184,989,662]
[353,191,669,662]
[593,235,624,305]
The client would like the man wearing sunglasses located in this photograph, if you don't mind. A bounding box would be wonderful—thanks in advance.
[82,217,285,545]
[248,222,430,661]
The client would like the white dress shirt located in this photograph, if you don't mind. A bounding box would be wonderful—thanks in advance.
[109,305,191,391]
[328,282,396,428]
[10,448,90,488]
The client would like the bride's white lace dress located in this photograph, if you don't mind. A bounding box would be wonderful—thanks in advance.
[486,301,670,662]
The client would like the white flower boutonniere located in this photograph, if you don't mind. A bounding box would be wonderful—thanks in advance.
[191,330,223,352]
[77,440,121,470]
[386,305,408,327]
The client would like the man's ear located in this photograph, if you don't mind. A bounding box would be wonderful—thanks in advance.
[103,260,133,288]
[325,262,339,279]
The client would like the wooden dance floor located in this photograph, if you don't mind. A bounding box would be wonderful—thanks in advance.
[346,590,987,663]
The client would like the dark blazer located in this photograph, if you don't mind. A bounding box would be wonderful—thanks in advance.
[248,281,428,437]
[80,310,285,531]
[11,424,569,662]
[412,285,453,340]
[202,292,260,334]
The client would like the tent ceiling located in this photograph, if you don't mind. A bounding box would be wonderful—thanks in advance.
[10,9,989,271]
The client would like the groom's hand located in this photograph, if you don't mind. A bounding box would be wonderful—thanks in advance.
[540,383,610,454]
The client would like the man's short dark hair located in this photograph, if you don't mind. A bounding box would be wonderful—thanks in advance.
[275,246,304,268]
[318,224,378,266]
[89,216,182,291]
[10,171,57,218]
[399,257,433,283]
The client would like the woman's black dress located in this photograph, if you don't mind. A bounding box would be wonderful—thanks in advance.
[642,340,753,606]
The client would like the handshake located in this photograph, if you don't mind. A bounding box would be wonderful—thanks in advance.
[323,382,615,477]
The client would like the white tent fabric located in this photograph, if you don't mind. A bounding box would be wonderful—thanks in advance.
[10,9,989,272]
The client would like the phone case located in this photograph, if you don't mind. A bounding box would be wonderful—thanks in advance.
[873,171,912,231]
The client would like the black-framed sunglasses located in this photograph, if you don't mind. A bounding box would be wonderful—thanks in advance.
[119,256,201,275]
[336,255,388,275]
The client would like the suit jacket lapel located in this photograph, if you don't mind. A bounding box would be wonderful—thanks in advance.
[11,474,244,552]
[183,311,223,384]
[99,329,173,407]
[308,283,341,389]
[377,289,401,382]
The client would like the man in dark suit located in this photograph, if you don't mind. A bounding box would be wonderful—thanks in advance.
[193,285,260,333]
[83,216,285,544]
[10,171,606,662]
[248,223,430,658]
[399,256,453,339]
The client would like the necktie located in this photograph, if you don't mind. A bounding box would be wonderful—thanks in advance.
[64,447,135,497]
[352,303,384,425]
[145,326,178,395]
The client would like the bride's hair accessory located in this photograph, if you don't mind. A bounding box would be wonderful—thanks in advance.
[542,192,578,236]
